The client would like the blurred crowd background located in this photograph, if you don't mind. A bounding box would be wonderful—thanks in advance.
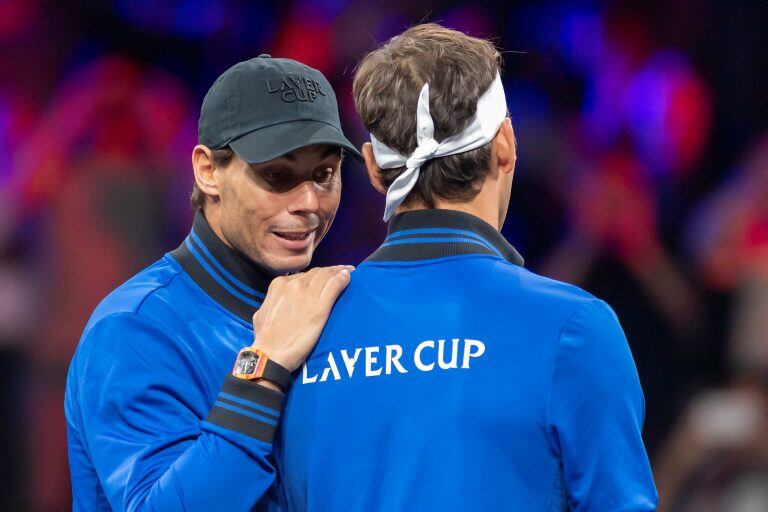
[1,0,767,510]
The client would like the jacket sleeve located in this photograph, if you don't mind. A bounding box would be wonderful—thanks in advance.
[546,300,659,511]
[72,311,283,512]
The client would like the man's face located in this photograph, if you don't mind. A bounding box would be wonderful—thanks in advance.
[215,144,343,275]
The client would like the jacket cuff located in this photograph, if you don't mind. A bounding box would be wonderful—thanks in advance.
[206,375,285,443]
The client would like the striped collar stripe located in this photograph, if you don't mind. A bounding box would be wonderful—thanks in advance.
[186,233,265,301]
[170,212,272,323]
[381,236,503,258]
[184,237,262,308]
[366,209,524,266]
[384,228,503,257]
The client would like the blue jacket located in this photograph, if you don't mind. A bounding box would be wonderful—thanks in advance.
[275,209,658,511]
[67,208,657,511]
[65,212,284,511]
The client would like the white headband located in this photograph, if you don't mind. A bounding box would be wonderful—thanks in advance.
[371,73,507,221]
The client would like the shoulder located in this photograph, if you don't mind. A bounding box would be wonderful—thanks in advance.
[88,255,183,322]
[481,259,602,320]
[67,257,204,403]
[494,263,625,348]
[66,254,223,420]
[74,255,195,362]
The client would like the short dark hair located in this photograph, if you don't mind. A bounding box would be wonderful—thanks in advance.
[190,146,235,211]
[353,23,501,208]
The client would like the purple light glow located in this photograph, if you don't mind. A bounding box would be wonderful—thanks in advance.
[626,51,711,178]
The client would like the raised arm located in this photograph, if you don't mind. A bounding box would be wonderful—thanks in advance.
[67,266,352,511]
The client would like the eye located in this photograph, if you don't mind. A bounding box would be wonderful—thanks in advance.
[263,169,289,183]
[314,167,335,183]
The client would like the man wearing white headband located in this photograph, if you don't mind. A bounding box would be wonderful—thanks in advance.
[271,23,658,511]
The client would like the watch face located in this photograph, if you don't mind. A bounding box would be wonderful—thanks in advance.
[236,351,260,376]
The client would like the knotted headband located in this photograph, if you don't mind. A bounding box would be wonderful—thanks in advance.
[370,73,508,221]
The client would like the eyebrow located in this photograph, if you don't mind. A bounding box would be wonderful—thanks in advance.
[279,146,342,162]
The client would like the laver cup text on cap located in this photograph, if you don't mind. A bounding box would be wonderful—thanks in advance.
[266,76,327,103]
[301,338,487,383]
[196,55,361,162]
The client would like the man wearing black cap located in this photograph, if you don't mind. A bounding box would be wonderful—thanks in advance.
[65,55,361,511]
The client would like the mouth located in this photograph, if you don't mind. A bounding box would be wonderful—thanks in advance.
[272,229,316,251]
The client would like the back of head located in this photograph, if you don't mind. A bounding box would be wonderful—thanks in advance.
[353,23,501,208]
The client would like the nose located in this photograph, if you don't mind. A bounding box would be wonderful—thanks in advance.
[288,180,320,214]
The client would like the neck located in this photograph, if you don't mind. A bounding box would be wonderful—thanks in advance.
[170,209,273,323]
[200,204,276,277]
[201,202,231,249]
[395,185,503,230]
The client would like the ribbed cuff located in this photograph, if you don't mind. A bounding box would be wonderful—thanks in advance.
[206,375,285,443]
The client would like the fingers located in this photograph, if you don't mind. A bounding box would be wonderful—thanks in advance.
[247,265,355,370]
[306,265,354,296]
[265,275,286,296]
[318,267,353,304]
[257,265,354,318]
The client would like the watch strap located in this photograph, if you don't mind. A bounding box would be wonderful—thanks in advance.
[260,358,292,390]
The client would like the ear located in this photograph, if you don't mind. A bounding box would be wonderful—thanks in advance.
[192,145,220,198]
[362,142,388,195]
[493,118,516,177]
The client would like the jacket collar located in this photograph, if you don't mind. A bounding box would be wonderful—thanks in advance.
[170,211,272,323]
[365,209,524,266]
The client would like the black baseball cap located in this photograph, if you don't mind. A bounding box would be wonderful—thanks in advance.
[198,55,362,163]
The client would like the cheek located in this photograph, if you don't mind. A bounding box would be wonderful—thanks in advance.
[242,202,274,241]
[315,188,341,242]
[221,181,273,241]
[324,176,342,208]
[319,186,341,219]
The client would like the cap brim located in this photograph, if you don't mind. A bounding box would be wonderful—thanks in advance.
[229,120,363,164]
